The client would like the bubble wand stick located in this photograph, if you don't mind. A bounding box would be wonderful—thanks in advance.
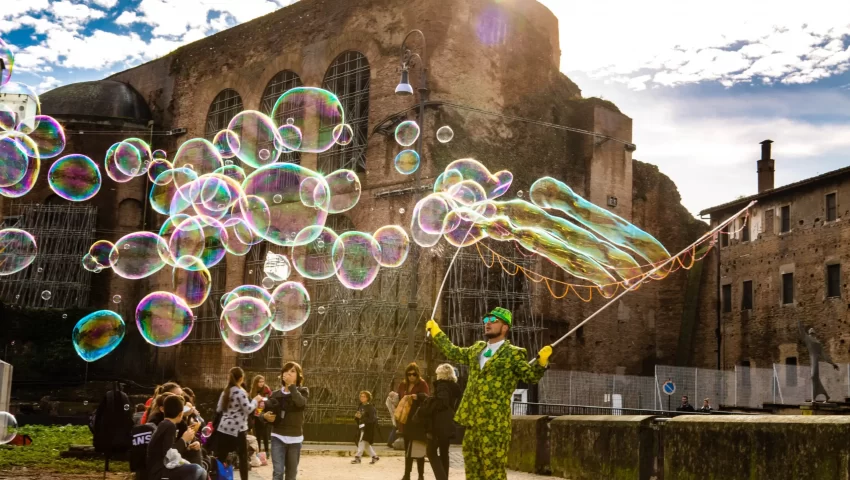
[527,200,756,365]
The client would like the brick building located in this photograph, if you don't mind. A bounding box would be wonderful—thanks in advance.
[3,0,704,413]
[695,140,850,376]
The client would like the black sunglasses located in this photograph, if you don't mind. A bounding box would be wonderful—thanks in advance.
[407,372,418,377]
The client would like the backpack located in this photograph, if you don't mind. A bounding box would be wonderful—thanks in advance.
[92,386,134,455]
[128,423,156,472]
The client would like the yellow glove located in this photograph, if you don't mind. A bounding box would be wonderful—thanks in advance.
[425,319,442,338]
[538,345,553,367]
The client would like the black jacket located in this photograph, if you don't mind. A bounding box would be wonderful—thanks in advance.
[267,385,309,438]
[429,380,461,440]
[676,403,695,412]
[355,403,377,444]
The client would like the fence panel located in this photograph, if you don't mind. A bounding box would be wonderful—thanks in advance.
[774,362,849,404]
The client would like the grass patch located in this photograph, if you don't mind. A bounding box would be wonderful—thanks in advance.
[0,425,129,474]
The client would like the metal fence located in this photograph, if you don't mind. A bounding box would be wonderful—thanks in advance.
[537,362,850,411]
[510,402,740,417]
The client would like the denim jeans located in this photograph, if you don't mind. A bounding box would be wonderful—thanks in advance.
[271,437,302,480]
[158,463,206,480]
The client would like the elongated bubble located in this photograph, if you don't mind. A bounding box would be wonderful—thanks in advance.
[374,225,410,268]
[72,310,125,362]
[220,320,270,354]
[332,231,381,290]
[48,154,101,202]
[172,256,212,308]
[111,232,170,280]
[0,228,37,276]
[222,296,272,336]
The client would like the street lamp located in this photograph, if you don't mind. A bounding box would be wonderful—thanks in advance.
[396,29,430,370]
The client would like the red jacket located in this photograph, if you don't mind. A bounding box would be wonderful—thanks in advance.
[395,380,429,432]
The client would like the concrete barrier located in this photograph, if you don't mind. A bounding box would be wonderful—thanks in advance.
[508,416,551,474]
[664,415,850,480]
[550,415,656,480]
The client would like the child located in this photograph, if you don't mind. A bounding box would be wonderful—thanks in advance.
[146,395,205,480]
[351,391,379,465]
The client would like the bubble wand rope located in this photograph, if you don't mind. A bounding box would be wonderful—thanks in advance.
[427,227,474,338]
[527,200,756,365]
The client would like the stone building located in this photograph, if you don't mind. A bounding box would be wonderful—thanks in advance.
[3,0,702,415]
[694,140,850,378]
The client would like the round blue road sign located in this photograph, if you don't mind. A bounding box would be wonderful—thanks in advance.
[662,380,676,395]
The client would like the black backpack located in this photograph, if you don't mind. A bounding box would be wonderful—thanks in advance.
[129,423,156,472]
[92,385,134,455]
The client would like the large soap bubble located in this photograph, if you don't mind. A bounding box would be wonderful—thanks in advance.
[0,412,17,445]
[220,320,271,354]
[0,228,37,276]
[227,111,281,169]
[72,310,126,362]
[173,138,223,176]
[395,120,420,147]
[19,115,65,159]
[394,150,420,175]
[270,281,310,332]
[222,296,272,336]
[374,225,410,268]
[89,240,117,268]
[0,38,14,87]
[135,292,195,347]
[111,232,170,280]
[333,231,381,290]
[291,226,339,280]
[241,163,330,246]
[271,87,344,153]
[0,132,33,188]
[324,169,361,214]
[48,154,101,202]
[172,256,212,308]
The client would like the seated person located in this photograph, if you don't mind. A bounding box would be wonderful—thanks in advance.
[145,395,205,480]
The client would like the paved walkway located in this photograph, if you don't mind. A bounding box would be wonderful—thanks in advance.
[247,444,550,480]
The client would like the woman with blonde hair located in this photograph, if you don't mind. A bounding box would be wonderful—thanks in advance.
[426,363,461,480]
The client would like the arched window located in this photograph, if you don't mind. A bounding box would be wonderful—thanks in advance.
[261,70,304,164]
[117,198,143,228]
[318,51,370,173]
[205,89,244,140]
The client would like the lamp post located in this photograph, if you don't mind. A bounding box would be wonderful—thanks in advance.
[395,30,430,369]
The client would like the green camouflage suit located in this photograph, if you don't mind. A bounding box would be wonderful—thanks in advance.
[432,332,547,480]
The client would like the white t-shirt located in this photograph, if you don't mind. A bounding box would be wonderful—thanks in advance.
[479,339,506,369]
[271,387,304,444]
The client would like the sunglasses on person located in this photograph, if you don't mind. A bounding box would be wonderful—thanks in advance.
[406,372,418,377]
[483,315,502,324]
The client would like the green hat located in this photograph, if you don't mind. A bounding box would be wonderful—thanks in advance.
[488,307,512,326]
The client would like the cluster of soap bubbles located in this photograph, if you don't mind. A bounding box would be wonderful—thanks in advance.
[392,120,454,175]
[411,159,671,296]
[52,84,411,361]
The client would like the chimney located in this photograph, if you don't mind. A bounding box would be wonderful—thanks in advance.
[757,139,775,193]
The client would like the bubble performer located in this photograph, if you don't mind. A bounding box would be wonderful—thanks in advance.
[425,308,552,480]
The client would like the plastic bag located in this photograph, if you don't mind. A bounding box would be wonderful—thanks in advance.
[165,448,189,469]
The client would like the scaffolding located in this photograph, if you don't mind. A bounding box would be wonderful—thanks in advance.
[442,240,544,355]
[0,203,97,309]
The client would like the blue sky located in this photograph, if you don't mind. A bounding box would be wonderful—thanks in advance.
[3,0,850,215]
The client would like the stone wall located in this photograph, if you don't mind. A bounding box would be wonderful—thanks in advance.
[664,415,850,480]
[549,415,656,480]
[507,416,551,474]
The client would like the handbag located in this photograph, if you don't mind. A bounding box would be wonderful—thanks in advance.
[409,439,427,459]
[215,458,234,480]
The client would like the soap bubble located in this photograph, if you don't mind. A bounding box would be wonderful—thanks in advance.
[273,194,283,204]
[333,123,354,146]
[112,295,122,304]
[394,120,420,147]
[261,277,275,289]
[172,257,212,308]
[270,281,310,332]
[72,310,125,362]
[399,208,406,214]
[0,38,14,87]
[212,129,239,159]
[394,150,420,175]
[0,132,33,188]
[36,267,43,274]
[111,232,170,280]
[436,126,454,143]
[173,138,223,178]
[0,229,38,276]
[0,104,15,131]
[153,149,167,160]
[276,124,303,152]
[0,412,18,445]
[135,292,195,347]
[333,231,381,290]
[222,296,272,336]
[201,425,213,437]
[302,340,308,347]
[225,284,273,307]
[0,83,40,132]
[374,225,410,268]
[286,118,295,125]
[271,87,344,153]
[220,320,271,354]
[41,290,51,300]
[103,142,136,183]
[227,110,281,169]
[147,158,173,183]
[317,306,326,315]
[324,169,361,214]
[81,253,102,272]
[517,190,523,198]
[19,115,65,159]
[62,314,68,319]
[48,154,102,202]
[291,226,340,280]
[263,251,291,281]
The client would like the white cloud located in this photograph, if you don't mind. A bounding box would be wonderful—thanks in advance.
[540,0,850,89]
[51,1,105,21]
[86,0,118,8]
[115,11,141,26]
[35,75,61,92]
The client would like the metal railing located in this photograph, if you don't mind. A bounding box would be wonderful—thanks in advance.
[511,402,741,417]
